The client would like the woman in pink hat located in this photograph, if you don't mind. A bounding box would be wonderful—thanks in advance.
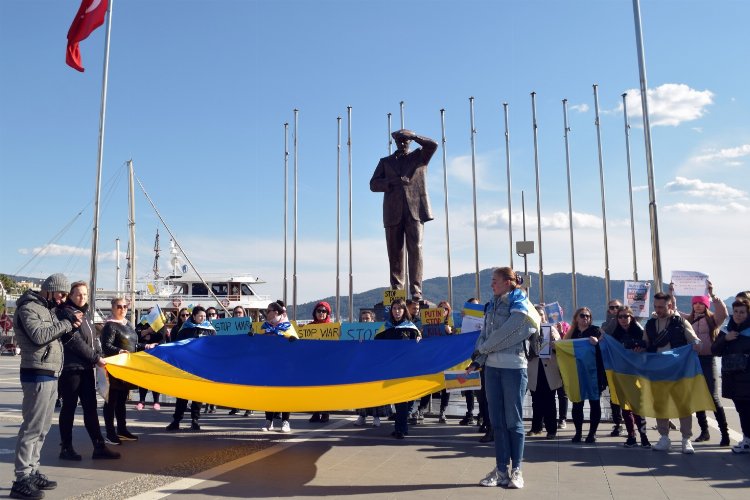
[671,281,730,446]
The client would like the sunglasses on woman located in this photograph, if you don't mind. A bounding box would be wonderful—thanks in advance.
[618,314,631,319]
[115,304,128,310]
[579,313,591,319]
[316,309,328,314]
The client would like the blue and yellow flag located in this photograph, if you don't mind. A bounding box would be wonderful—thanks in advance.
[555,339,600,403]
[599,337,715,419]
[105,332,479,411]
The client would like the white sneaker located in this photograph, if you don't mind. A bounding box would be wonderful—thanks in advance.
[652,435,671,451]
[479,466,509,487]
[682,438,694,454]
[372,417,381,427]
[354,415,366,426]
[731,437,750,454]
[261,420,273,432]
[508,468,524,489]
[281,420,291,433]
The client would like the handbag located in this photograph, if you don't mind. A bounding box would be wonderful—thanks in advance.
[722,353,749,373]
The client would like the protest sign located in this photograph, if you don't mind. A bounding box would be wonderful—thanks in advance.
[421,308,443,325]
[444,370,481,392]
[461,302,484,334]
[539,323,552,358]
[383,289,406,306]
[338,322,385,341]
[210,317,255,336]
[670,270,709,296]
[624,281,652,318]
[297,323,341,340]
[544,302,564,323]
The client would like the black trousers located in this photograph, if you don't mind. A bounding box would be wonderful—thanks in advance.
[173,399,202,422]
[572,400,601,436]
[103,387,129,435]
[478,369,491,429]
[264,411,290,421]
[58,369,104,447]
[530,362,557,433]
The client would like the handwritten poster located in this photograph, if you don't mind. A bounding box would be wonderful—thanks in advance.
[444,370,482,392]
[383,289,407,306]
[296,323,341,340]
[670,270,709,297]
[460,302,485,334]
[338,322,385,341]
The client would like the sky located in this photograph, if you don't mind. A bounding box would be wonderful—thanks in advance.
[1,0,749,307]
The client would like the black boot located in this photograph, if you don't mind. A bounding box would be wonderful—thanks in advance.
[191,419,201,431]
[59,446,82,461]
[694,429,711,442]
[715,406,731,446]
[92,441,121,459]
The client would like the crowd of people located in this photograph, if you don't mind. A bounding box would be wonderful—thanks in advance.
[8,269,750,498]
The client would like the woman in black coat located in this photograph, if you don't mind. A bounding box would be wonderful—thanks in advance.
[711,298,750,453]
[56,282,119,460]
[101,297,156,445]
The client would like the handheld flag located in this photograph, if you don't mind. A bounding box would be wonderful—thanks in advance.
[555,339,601,402]
[66,0,108,72]
[599,337,715,419]
[144,305,167,332]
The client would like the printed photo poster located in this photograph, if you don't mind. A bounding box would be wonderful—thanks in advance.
[460,302,485,334]
[624,281,652,318]
[544,302,564,323]
[444,370,482,392]
[539,323,552,358]
[670,270,709,297]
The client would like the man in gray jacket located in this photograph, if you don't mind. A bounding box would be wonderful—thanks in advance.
[10,273,81,500]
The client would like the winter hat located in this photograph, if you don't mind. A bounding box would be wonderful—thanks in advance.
[41,273,70,293]
[691,295,711,309]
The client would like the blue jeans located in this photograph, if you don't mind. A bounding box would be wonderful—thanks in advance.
[485,366,527,470]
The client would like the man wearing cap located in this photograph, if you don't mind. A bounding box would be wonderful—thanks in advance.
[370,129,437,301]
[10,273,82,499]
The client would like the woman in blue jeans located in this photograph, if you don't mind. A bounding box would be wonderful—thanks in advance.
[468,267,540,490]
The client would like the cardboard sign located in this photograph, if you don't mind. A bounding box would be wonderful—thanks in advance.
[444,370,482,392]
[210,317,255,336]
[383,289,406,306]
[461,302,485,334]
[338,322,385,341]
[296,323,341,340]
[421,308,444,326]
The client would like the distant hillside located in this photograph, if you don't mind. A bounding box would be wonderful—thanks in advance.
[299,270,728,323]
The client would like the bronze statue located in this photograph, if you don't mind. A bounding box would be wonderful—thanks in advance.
[370,129,438,300]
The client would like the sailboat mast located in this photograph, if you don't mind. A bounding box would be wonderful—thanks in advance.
[128,160,137,325]
[153,229,160,280]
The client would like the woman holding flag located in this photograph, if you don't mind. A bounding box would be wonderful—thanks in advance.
[469,267,540,490]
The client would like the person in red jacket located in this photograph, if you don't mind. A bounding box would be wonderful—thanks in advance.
[309,301,333,424]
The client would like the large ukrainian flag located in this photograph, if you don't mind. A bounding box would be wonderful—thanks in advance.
[599,336,715,418]
[555,339,601,402]
[105,332,479,411]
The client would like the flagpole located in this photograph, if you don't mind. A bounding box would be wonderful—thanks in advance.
[335,117,342,321]
[632,0,663,292]
[622,93,639,281]
[293,109,298,321]
[439,109,453,307]
[347,106,354,322]
[283,122,289,305]
[593,84,611,302]
[502,103,513,269]
[562,99,578,312]
[387,113,393,154]
[88,0,114,319]
[127,159,136,326]
[469,97,480,301]
[400,101,405,129]
[531,92,544,302]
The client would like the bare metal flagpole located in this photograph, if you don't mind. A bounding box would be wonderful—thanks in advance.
[469,97,480,301]
[622,93,639,281]
[283,122,289,305]
[593,84,611,302]
[562,99,578,311]
[347,106,354,321]
[387,113,393,154]
[127,159,136,325]
[88,0,115,318]
[400,101,405,129]
[502,103,513,269]
[336,117,342,320]
[439,109,453,307]
[530,92,544,302]
[632,0,663,292]
[293,109,298,321]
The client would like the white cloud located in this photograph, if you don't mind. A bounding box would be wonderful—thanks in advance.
[569,103,589,113]
[632,185,649,192]
[663,176,746,200]
[17,244,117,261]
[477,209,602,230]
[692,144,750,163]
[447,153,501,191]
[619,83,713,127]
[663,202,748,214]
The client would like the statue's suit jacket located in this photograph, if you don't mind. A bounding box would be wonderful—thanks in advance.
[369,143,437,227]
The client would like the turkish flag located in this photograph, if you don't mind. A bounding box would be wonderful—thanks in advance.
[66,0,109,72]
